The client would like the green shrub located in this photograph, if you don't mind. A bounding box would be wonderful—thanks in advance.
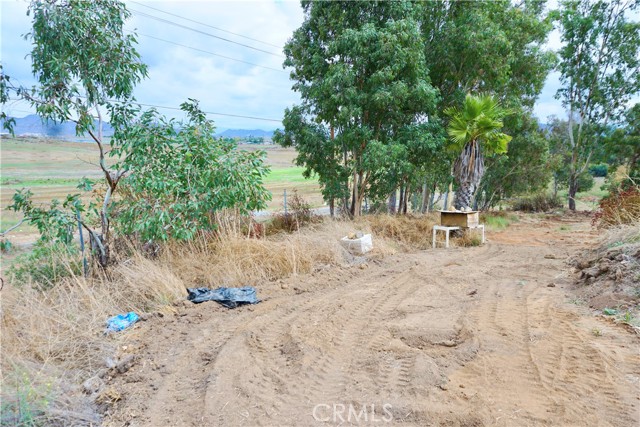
[511,193,563,212]
[480,212,518,230]
[8,241,81,289]
[589,163,609,177]
[0,238,13,253]
[0,366,54,427]
[115,100,271,242]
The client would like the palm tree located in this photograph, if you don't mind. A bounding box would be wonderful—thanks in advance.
[445,94,512,210]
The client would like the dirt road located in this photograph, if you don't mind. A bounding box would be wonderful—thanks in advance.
[105,215,639,426]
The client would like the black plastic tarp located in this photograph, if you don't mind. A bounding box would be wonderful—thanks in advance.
[186,286,260,308]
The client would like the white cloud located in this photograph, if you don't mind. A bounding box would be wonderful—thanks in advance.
[1,0,302,130]
[7,0,635,129]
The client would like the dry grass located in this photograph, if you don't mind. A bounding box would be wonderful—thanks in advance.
[164,228,344,286]
[0,213,460,424]
[593,186,640,228]
[365,213,438,250]
[597,223,640,252]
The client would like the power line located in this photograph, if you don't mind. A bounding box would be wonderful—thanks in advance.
[130,9,284,58]
[129,0,282,50]
[3,108,33,115]
[133,101,282,122]
[6,93,283,123]
[129,31,285,73]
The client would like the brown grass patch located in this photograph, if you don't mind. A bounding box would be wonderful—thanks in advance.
[0,213,452,424]
[365,213,438,250]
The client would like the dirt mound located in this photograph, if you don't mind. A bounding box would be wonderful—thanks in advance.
[569,224,640,325]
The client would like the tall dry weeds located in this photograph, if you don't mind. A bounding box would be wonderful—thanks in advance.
[1,213,452,424]
[365,213,439,250]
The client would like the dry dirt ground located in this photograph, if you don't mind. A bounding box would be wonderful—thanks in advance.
[104,215,640,426]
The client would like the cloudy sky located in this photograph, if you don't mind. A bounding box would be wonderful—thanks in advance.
[0,0,576,132]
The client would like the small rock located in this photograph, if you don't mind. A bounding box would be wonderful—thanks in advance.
[83,376,104,395]
[547,283,556,287]
[615,267,624,282]
[438,383,448,391]
[581,266,602,279]
[358,263,368,270]
[544,254,557,259]
[116,355,136,374]
[605,248,623,260]
[281,283,289,290]
[104,357,117,369]
[467,289,477,296]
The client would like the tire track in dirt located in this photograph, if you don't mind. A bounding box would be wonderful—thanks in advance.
[105,214,640,427]
[202,265,430,425]
[446,225,639,426]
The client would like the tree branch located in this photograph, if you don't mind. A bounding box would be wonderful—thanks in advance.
[0,219,24,237]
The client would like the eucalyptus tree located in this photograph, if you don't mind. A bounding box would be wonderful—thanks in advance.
[605,103,640,181]
[555,0,640,210]
[445,94,512,210]
[3,0,147,266]
[418,0,555,204]
[478,113,553,209]
[276,0,439,217]
[420,0,555,111]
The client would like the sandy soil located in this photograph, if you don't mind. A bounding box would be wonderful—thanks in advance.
[104,215,640,426]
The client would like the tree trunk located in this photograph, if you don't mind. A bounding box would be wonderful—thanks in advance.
[352,170,364,217]
[329,199,334,218]
[568,174,578,211]
[454,181,474,210]
[429,184,436,212]
[402,184,410,214]
[388,189,397,214]
[420,182,430,214]
[398,185,405,215]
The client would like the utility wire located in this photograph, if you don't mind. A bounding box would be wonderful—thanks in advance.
[7,96,282,122]
[129,0,282,49]
[3,108,33,115]
[5,96,282,123]
[130,9,284,58]
[133,101,282,122]
[129,31,285,73]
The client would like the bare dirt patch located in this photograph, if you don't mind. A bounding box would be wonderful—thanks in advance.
[92,215,639,426]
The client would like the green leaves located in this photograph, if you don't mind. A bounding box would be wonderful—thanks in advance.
[26,0,147,134]
[554,0,640,209]
[445,94,512,155]
[115,101,272,242]
[8,189,82,245]
[280,1,441,215]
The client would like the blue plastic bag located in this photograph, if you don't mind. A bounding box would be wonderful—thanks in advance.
[106,312,139,332]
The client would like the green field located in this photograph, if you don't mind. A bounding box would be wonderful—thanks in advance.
[0,138,323,238]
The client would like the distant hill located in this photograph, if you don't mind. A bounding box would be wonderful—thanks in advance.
[1,115,275,141]
[216,129,274,138]
[0,115,114,140]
